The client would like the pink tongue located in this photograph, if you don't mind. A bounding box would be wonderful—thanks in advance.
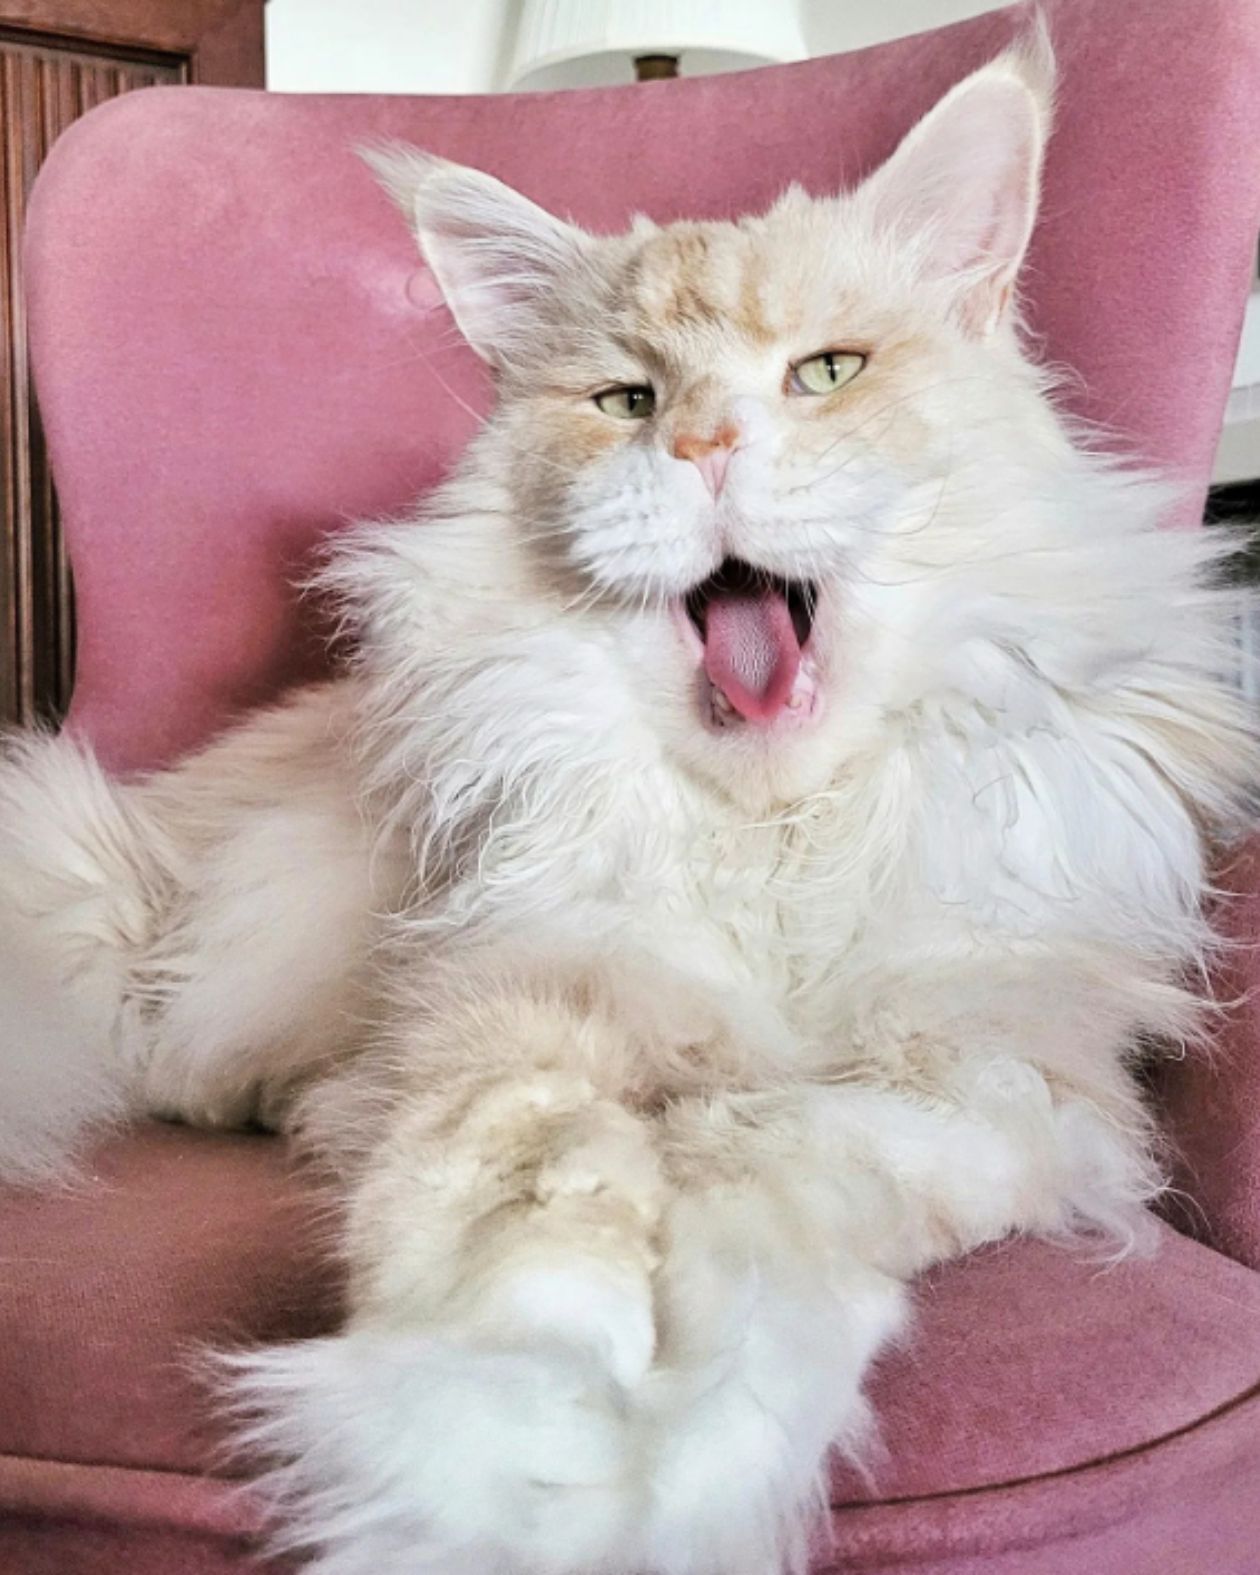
[703,587,802,723]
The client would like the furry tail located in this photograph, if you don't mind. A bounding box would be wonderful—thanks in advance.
[0,733,165,1182]
[0,911,128,1183]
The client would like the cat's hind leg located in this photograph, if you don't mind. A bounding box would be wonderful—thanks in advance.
[0,730,172,1179]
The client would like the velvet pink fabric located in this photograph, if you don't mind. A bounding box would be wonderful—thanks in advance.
[2,1127,1259,1573]
[10,0,1260,1569]
[1160,835,1260,1270]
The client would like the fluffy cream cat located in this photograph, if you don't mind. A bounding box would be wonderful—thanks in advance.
[0,35,1254,1575]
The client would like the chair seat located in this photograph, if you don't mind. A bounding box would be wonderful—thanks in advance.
[2,1124,1259,1574]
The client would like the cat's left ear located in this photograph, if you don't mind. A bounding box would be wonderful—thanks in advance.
[363,146,590,368]
[859,30,1054,337]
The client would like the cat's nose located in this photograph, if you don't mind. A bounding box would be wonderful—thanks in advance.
[673,427,740,499]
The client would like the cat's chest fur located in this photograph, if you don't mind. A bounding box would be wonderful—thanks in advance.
[524,697,1205,1066]
[403,604,1207,1085]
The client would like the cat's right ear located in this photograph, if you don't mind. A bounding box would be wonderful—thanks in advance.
[363,147,589,368]
[856,28,1054,338]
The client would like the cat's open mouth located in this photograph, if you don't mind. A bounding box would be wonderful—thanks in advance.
[681,558,821,729]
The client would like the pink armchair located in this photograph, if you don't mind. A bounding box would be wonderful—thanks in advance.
[4,1,1260,1571]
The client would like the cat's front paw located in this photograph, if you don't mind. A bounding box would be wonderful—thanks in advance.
[229,1329,640,1575]
[477,1256,657,1388]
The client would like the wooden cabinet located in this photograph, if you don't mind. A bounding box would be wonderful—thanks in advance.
[0,1,265,728]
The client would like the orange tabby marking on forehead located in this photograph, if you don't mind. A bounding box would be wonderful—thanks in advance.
[735,240,777,348]
[629,223,777,346]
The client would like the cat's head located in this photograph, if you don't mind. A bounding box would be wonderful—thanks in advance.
[369,38,1063,811]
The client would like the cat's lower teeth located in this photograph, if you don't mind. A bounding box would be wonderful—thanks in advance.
[713,688,734,715]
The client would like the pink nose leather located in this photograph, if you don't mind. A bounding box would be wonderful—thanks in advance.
[692,446,732,499]
[674,429,738,499]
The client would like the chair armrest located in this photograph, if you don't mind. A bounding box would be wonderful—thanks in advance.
[1160,836,1260,1270]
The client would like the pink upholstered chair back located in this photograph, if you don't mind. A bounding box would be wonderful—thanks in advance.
[24,0,1260,776]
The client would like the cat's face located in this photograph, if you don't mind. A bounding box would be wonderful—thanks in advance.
[372,39,1055,809]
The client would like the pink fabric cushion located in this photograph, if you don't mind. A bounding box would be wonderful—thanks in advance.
[0,1125,338,1474]
[24,0,1260,776]
[831,1233,1260,1572]
[3,1127,1259,1571]
[0,1522,274,1575]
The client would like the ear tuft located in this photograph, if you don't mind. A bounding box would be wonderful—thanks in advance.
[859,24,1056,338]
[359,143,590,369]
[1008,11,1058,123]
[359,142,449,228]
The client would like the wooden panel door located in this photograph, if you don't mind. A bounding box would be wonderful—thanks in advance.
[0,1,264,729]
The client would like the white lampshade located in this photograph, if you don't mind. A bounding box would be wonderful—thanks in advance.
[506,0,808,92]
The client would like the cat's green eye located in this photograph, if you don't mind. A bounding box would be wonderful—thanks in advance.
[594,385,656,420]
[789,351,866,397]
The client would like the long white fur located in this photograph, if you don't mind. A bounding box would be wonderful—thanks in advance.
[1,32,1255,1575]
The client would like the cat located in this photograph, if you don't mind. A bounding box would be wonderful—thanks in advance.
[0,31,1255,1575]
